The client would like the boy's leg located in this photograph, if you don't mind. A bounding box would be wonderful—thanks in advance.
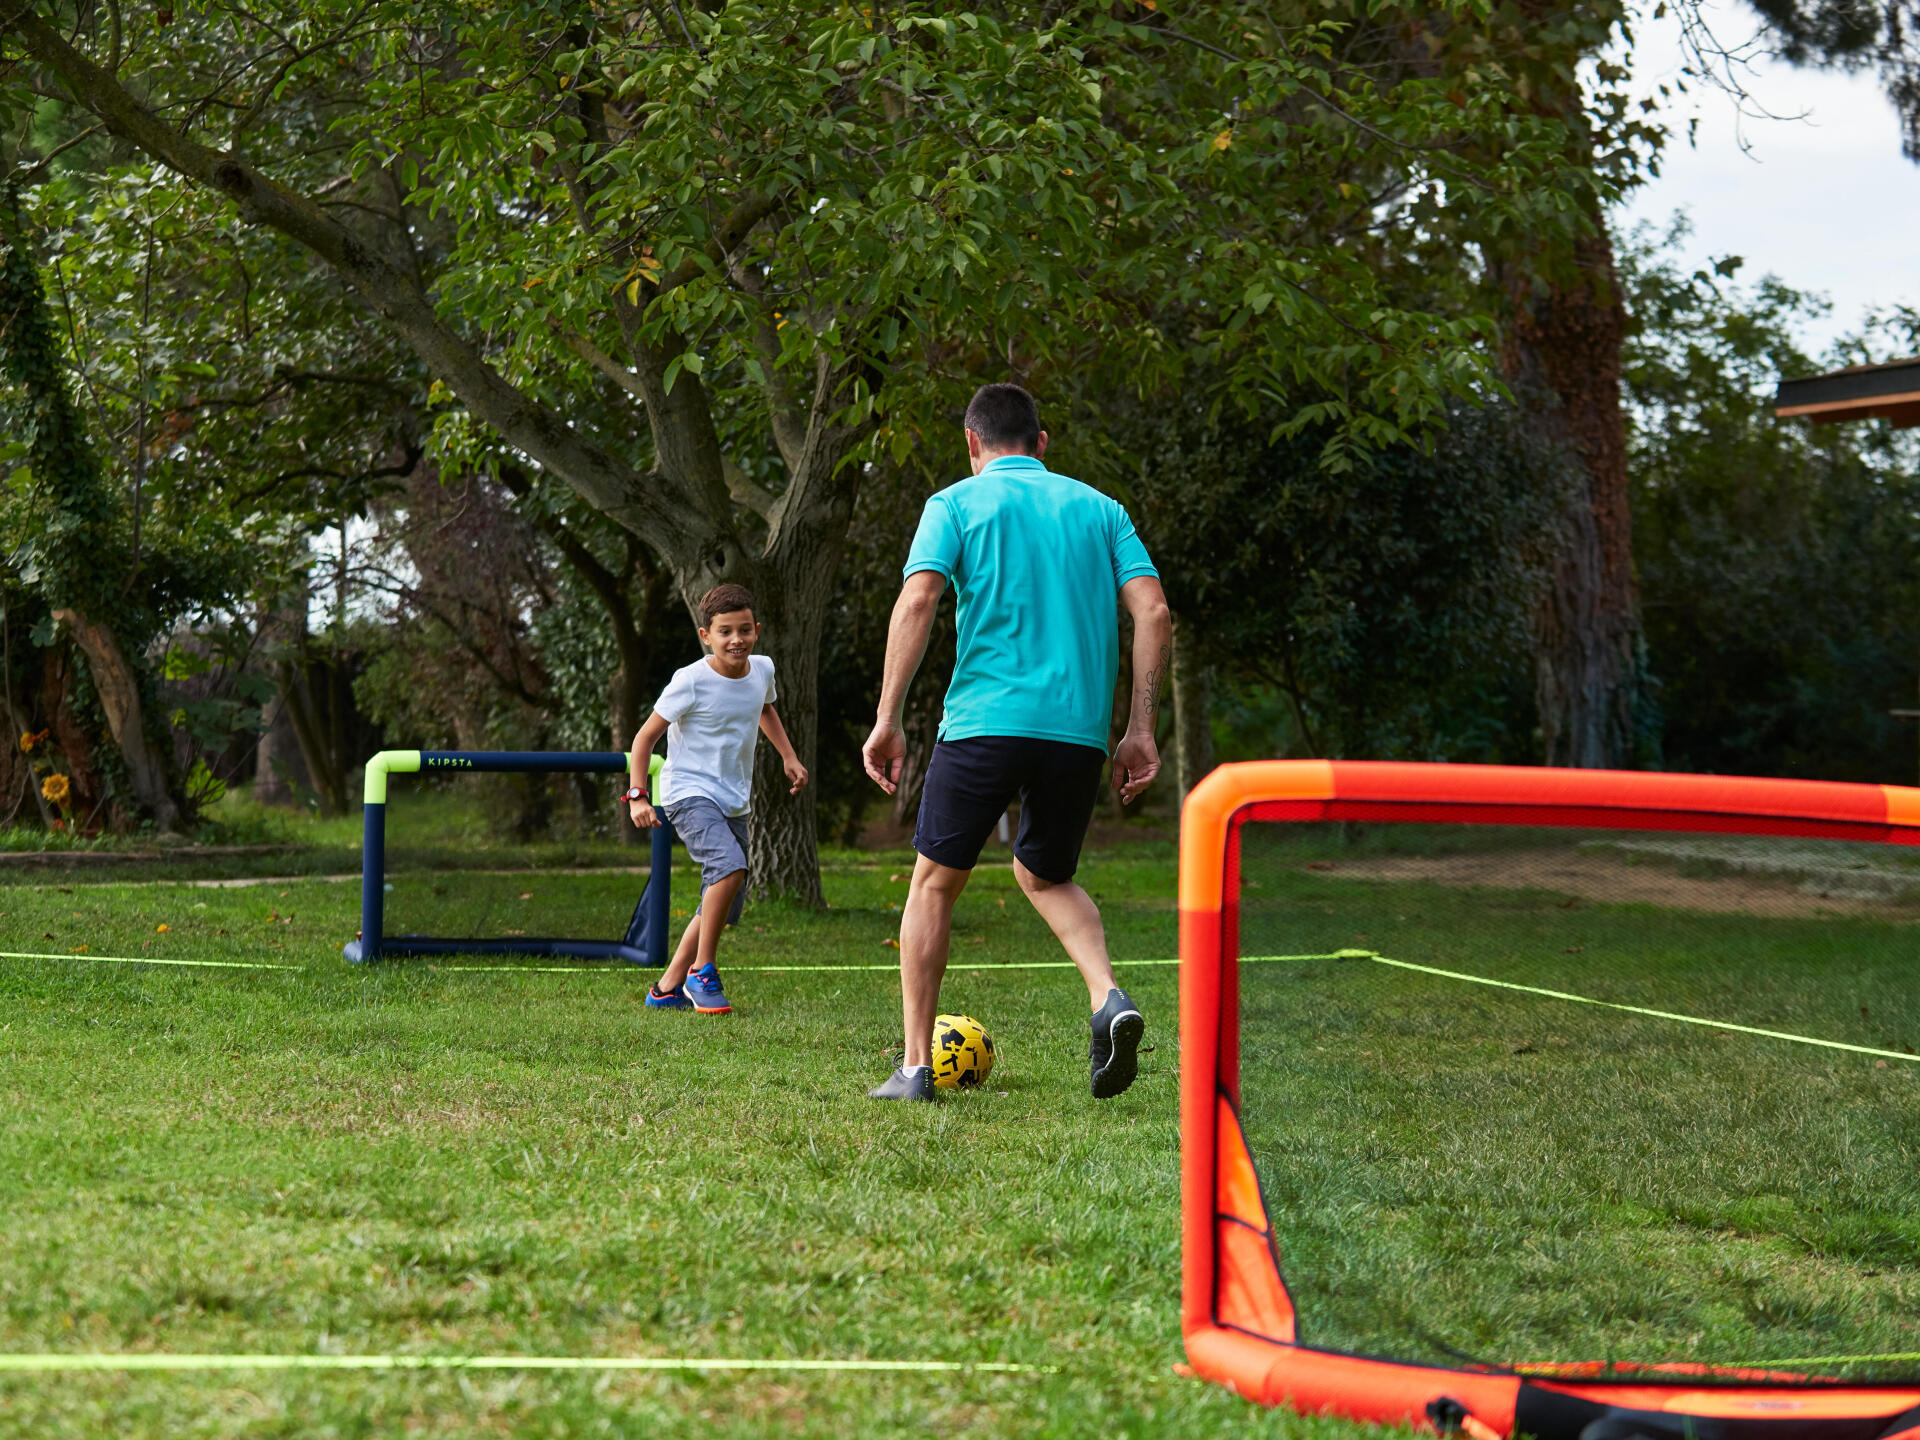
[900,855,972,1067]
[658,914,702,992]
[695,869,746,971]
[653,798,749,1003]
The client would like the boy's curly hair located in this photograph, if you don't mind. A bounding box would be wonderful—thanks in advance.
[698,583,757,626]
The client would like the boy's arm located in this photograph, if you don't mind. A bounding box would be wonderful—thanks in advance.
[626,712,669,827]
[759,706,809,794]
[862,569,946,794]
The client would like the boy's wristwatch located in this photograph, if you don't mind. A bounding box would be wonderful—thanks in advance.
[619,785,647,803]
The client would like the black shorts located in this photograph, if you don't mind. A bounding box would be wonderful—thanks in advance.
[913,736,1106,882]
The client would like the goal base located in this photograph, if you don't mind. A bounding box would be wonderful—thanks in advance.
[342,936,655,965]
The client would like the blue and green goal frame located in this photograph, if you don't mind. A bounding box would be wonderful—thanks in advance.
[342,750,672,966]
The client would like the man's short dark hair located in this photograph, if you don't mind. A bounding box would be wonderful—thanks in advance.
[699,583,756,626]
[963,382,1042,455]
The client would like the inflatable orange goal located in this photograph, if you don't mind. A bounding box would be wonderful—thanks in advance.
[1180,761,1920,1440]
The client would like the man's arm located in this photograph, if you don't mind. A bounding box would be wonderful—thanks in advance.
[1113,575,1172,803]
[862,570,948,794]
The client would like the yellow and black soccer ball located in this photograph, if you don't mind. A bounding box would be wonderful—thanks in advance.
[931,1013,996,1089]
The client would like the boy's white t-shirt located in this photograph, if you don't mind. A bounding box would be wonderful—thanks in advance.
[653,654,777,817]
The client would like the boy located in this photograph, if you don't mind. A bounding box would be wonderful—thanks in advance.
[625,583,807,1013]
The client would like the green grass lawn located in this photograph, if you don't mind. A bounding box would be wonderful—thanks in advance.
[0,831,1353,1440]
[5,814,1919,1436]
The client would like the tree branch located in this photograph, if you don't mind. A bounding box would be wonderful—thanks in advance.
[0,0,712,565]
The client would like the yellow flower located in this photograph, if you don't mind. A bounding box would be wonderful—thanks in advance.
[20,729,48,755]
[42,773,71,807]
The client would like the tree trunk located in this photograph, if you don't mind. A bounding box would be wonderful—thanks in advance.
[53,608,181,831]
[605,559,671,845]
[1171,611,1215,799]
[275,654,351,817]
[45,646,103,822]
[1505,222,1642,769]
[746,582,826,907]
[253,693,309,806]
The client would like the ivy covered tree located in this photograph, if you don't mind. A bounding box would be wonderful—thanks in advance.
[0,185,190,829]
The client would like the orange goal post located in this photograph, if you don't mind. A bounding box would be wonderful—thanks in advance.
[1179,760,1920,1440]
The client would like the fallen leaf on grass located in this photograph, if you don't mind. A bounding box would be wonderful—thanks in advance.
[155,924,170,933]
[519,892,533,900]
[881,938,900,949]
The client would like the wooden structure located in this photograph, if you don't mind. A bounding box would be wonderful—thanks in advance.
[1775,356,1920,428]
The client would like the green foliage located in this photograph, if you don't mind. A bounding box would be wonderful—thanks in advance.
[1623,225,1920,782]
[529,571,628,752]
[1119,394,1563,761]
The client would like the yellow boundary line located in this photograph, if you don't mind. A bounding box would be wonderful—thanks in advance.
[1766,1352,1920,1366]
[1360,952,1920,1065]
[11,946,1911,1066]
[0,950,298,971]
[0,1353,1054,1375]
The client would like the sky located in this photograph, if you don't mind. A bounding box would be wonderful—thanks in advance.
[1613,3,1920,359]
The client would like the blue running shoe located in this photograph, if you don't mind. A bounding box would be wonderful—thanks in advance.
[645,980,693,1010]
[686,961,731,1014]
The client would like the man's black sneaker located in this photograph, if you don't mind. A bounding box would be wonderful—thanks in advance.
[1089,988,1145,1099]
[868,1066,935,1102]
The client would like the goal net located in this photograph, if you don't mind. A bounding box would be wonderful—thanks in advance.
[1181,761,1920,1440]
[342,750,673,966]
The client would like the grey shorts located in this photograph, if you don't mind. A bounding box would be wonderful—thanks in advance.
[663,795,748,923]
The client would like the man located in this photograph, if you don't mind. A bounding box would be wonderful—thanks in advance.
[862,382,1173,1103]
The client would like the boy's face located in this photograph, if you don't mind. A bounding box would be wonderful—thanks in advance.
[699,608,759,664]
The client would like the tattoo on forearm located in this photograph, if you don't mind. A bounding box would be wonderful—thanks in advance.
[1141,641,1171,719]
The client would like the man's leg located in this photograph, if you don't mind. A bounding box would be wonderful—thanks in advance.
[899,854,972,1067]
[1013,858,1118,1009]
[1011,740,1144,1098]
[871,738,1013,1099]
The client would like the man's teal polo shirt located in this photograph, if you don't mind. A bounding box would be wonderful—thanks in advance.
[903,455,1158,752]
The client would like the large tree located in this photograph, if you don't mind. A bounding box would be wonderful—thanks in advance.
[3,0,1593,890]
